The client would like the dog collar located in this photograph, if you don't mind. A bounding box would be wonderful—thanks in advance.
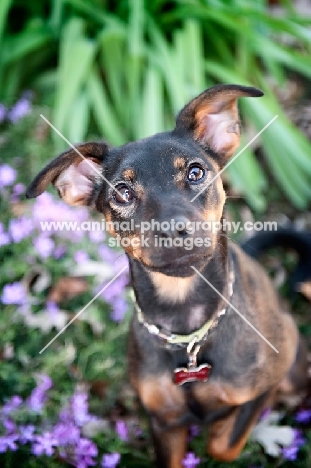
[133,264,234,352]
[133,265,234,385]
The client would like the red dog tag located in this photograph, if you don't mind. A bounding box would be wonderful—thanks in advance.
[173,364,211,385]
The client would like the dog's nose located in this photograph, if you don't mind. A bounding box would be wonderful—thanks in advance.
[159,216,190,239]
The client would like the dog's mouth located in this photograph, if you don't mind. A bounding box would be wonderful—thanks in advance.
[140,252,210,277]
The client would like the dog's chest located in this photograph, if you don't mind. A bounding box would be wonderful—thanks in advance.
[137,372,255,426]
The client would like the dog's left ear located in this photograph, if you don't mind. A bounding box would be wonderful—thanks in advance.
[174,84,263,161]
[26,142,108,206]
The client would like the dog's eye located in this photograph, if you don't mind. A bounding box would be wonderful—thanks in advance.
[187,165,205,183]
[114,184,134,204]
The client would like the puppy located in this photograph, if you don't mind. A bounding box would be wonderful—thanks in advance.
[27,84,309,467]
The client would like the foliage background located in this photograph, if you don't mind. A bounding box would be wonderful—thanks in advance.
[0,0,311,467]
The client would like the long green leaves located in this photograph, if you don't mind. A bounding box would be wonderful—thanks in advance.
[1,0,311,210]
[53,18,96,150]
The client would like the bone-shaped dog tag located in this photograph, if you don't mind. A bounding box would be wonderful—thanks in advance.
[173,363,211,385]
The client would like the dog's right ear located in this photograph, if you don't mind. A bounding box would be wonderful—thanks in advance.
[26,142,108,206]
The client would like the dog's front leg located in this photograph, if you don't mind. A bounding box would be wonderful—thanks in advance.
[207,388,276,462]
[136,374,188,467]
[149,415,188,468]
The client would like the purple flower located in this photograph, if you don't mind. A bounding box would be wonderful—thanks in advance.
[33,235,55,258]
[182,452,201,468]
[259,407,271,421]
[13,183,25,196]
[27,374,52,413]
[19,425,35,444]
[98,244,119,264]
[0,104,7,123]
[102,452,121,468]
[53,244,66,259]
[8,97,31,123]
[59,405,72,423]
[282,444,299,461]
[1,282,26,305]
[11,183,25,202]
[88,229,106,243]
[110,297,128,322]
[115,420,128,441]
[1,395,23,415]
[9,217,33,242]
[0,434,19,453]
[188,425,200,441]
[292,428,306,447]
[113,255,129,271]
[32,432,58,456]
[32,192,89,234]
[0,164,17,188]
[100,275,128,303]
[71,392,91,427]
[46,301,60,315]
[3,418,16,434]
[0,232,10,246]
[74,250,90,264]
[295,408,311,424]
[53,421,80,445]
[73,438,98,468]
[282,428,305,461]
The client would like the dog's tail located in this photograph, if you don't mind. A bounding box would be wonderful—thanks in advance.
[241,227,311,299]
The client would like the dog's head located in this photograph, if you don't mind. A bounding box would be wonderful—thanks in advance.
[27,84,263,277]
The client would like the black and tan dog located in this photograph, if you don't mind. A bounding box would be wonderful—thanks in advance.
[26,85,309,467]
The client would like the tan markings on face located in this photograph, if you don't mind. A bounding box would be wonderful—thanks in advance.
[173,157,186,169]
[202,176,226,228]
[173,171,185,187]
[149,271,197,303]
[122,168,135,180]
[173,157,186,187]
[132,181,145,199]
[122,234,142,260]
[103,210,117,237]
[137,375,186,423]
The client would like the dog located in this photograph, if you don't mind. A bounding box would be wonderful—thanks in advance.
[26,84,309,467]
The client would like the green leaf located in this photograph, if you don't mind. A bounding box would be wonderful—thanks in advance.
[87,67,125,145]
[227,146,267,211]
[0,0,11,44]
[66,89,90,143]
[53,18,96,148]
[138,66,164,139]
[1,27,53,66]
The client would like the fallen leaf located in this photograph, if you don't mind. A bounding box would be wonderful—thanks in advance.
[47,276,88,303]
[70,261,113,281]
[23,308,68,332]
[251,411,295,457]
